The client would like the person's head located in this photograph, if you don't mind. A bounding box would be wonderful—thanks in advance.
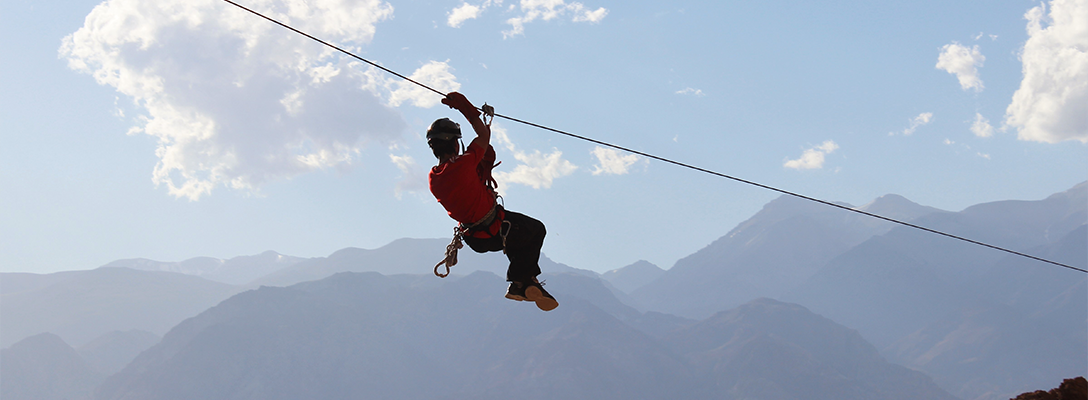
[427,117,462,159]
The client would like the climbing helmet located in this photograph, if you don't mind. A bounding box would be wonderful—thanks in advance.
[426,118,462,142]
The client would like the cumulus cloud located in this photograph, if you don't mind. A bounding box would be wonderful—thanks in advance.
[448,3,482,27]
[590,146,640,175]
[387,61,460,108]
[445,0,607,36]
[1004,0,1088,144]
[971,113,994,138]
[784,140,839,170]
[936,42,986,91]
[60,0,458,200]
[503,0,609,38]
[491,124,577,189]
[889,112,934,136]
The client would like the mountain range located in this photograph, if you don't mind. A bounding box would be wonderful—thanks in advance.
[2,182,1084,400]
[94,271,954,400]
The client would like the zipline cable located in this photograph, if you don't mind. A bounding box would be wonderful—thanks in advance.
[221,0,1088,274]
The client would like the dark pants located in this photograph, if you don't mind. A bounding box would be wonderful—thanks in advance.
[463,209,545,283]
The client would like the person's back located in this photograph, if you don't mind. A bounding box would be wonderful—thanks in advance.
[428,92,557,312]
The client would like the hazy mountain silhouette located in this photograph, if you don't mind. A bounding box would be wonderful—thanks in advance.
[882,226,1088,400]
[2,270,87,296]
[787,184,1085,347]
[663,298,957,400]
[6,184,1083,400]
[97,271,693,400]
[77,330,161,376]
[786,182,1087,400]
[104,251,306,285]
[0,267,241,348]
[601,260,664,293]
[96,272,953,400]
[252,237,594,287]
[1,333,103,400]
[635,193,944,318]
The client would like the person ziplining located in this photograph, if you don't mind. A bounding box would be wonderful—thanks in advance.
[427,92,559,312]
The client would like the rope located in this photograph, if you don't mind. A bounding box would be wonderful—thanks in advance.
[221,0,1087,275]
[434,227,464,278]
[434,199,500,278]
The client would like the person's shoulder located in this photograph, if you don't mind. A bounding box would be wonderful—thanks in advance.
[467,137,490,152]
[430,159,453,175]
[460,140,485,160]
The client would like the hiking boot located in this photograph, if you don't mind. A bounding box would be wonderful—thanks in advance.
[505,281,527,301]
[524,278,558,311]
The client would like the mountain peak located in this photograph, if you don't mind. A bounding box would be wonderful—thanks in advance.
[601,260,665,293]
[857,193,944,222]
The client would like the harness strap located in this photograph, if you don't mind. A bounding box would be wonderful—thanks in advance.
[434,201,501,278]
[500,220,511,254]
[460,202,500,233]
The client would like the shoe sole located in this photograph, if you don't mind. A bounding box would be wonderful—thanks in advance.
[525,286,558,311]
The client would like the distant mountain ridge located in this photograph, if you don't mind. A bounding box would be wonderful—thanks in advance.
[601,260,664,293]
[786,182,1087,400]
[0,330,161,400]
[664,298,956,400]
[104,251,306,285]
[96,271,954,400]
[1,333,102,400]
[634,192,946,318]
[0,267,241,348]
[252,237,596,288]
[4,183,1084,400]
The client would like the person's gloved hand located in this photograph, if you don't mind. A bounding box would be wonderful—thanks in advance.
[442,92,481,119]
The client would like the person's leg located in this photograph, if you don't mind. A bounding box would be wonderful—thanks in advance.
[500,210,545,283]
[501,211,557,311]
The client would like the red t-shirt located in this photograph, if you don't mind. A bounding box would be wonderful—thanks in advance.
[430,140,498,230]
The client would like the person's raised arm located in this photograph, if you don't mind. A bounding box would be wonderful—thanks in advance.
[441,92,489,147]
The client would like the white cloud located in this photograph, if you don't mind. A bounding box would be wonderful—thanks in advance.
[971,113,994,138]
[503,0,609,38]
[387,61,460,108]
[890,112,934,136]
[936,42,986,91]
[590,146,640,175]
[444,0,608,36]
[570,2,608,22]
[675,87,705,96]
[491,124,577,189]
[448,3,482,28]
[59,0,460,200]
[389,154,426,198]
[1004,0,1088,144]
[784,140,839,170]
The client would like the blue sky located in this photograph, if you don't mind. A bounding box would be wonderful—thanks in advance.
[2,0,1086,274]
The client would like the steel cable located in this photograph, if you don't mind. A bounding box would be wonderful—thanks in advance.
[222,0,1087,274]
